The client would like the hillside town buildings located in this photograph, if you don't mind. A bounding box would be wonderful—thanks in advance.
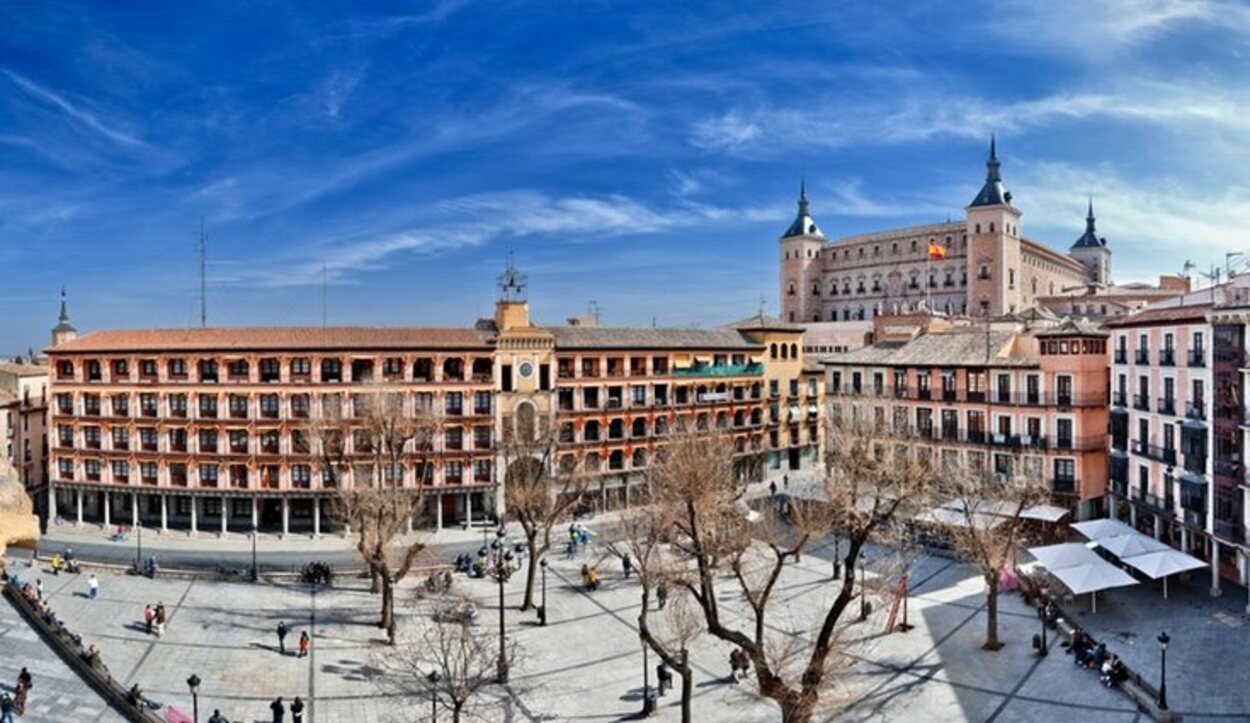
[43,269,823,536]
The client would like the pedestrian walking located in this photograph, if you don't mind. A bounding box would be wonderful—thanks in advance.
[276,621,288,654]
[656,582,668,610]
[1,692,15,723]
[35,578,43,600]
[782,474,789,489]
[156,602,167,637]
[207,709,229,723]
[12,685,25,717]
[621,553,633,579]
[87,573,100,599]
[147,554,158,579]
[269,696,285,723]
[580,563,590,589]
[769,480,777,497]
[298,631,310,658]
[16,668,32,691]
[290,696,305,723]
[143,604,154,634]
[587,567,599,592]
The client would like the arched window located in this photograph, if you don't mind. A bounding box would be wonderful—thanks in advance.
[609,450,624,470]
[989,222,995,232]
[790,343,798,358]
[584,420,601,442]
[654,416,669,436]
[631,449,647,468]
[781,344,788,360]
[975,224,981,233]
[770,343,778,359]
[631,418,647,437]
[515,401,536,444]
[716,411,728,429]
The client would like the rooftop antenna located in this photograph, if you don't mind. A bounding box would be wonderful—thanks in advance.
[198,217,207,328]
[321,261,327,327]
[758,294,768,316]
[1199,265,1221,289]
[1226,252,1243,280]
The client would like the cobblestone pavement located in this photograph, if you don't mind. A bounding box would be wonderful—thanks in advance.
[7,534,1250,722]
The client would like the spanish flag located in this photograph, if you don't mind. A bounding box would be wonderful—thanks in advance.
[928,240,947,260]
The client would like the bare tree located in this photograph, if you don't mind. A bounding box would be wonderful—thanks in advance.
[610,506,703,723]
[653,408,939,723]
[942,454,1049,650]
[310,386,441,643]
[500,398,590,611]
[373,614,511,723]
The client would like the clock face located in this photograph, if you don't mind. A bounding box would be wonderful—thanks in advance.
[518,361,535,379]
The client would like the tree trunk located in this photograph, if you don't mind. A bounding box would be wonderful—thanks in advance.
[984,581,1001,650]
[520,538,539,611]
[380,574,395,634]
[452,702,462,723]
[679,664,693,723]
[369,566,381,594]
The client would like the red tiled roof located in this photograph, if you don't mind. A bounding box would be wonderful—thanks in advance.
[1104,304,1213,328]
[50,327,492,353]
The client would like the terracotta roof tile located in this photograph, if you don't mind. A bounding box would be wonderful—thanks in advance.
[50,327,492,353]
[547,327,762,351]
[1105,304,1213,328]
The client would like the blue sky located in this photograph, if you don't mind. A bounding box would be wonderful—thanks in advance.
[3,0,1250,354]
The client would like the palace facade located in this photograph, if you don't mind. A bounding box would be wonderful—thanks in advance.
[780,139,1112,323]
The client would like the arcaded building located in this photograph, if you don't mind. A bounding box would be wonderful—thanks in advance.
[780,139,1110,323]
[45,271,823,536]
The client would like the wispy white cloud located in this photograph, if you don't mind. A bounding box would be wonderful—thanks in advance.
[321,68,364,118]
[2,69,143,147]
[984,0,1249,57]
[1005,161,1250,281]
[222,190,788,288]
[821,178,950,219]
[691,79,1250,154]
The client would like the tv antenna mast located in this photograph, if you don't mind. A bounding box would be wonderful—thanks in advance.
[198,217,208,327]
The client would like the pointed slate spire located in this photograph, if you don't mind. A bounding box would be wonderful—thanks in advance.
[969,134,1011,208]
[1072,197,1104,249]
[58,287,70,324]
[782,177,823,238]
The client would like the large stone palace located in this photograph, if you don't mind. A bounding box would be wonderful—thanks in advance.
[780,138,1113,322]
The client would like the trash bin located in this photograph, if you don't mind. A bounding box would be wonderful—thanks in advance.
[537,605,547,626]
[642,688,657,715]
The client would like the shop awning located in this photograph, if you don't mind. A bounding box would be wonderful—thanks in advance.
[1095,533,1170,559]
[1121,549,1205,580]
[1028,542,1103,571]
[1048,561,1138,596]
[1070,518,1138,541]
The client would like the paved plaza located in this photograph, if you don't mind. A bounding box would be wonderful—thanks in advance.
[5,534,1250,722]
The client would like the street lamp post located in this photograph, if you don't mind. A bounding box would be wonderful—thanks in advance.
[1157,631,1170,710]
[251,522,258,582]
[1036,602,1048,656]
[539,558,548,626]
[427,670,441,722]
[492,528,512,683]
[186,673,201,723]
[135,522,142,572]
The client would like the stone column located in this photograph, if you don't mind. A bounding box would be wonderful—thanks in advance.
[131,492,139,528]
[313,499,321,538]
[1211,538,1223,597]
[1180,527,1189,554]
[465,491,473,525]
[281,497,289,537]
[1129,503,1137,528]
[160,494,168,532]
[76,489,83,526]
[406,513,413,534]
[1153,516,1161,540]
[435,495,443,531]
[189,496,198,537]
[251,496,259,530]
[102,491,111,528]
[220,495,228,536]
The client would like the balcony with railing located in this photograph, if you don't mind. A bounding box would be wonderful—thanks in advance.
[1051,477,1077,494]
[1138,489,1175,517]
[1158,349,1176,367]
[1135,349,1150,364]
[1214,518,1245,543]
[1156,397,1176,416]
[1188,349,1206,367]
[1185,401,1207,421]
[1114,349,1128,364]
[1133,394,1150,411]
[1131,440,1176,465]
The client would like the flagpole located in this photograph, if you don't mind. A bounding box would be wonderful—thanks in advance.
[926,244,932,312]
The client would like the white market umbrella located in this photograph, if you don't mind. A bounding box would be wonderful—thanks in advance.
[1048,561,1139,612]
[1021,504,1070,523]
[1121,549,1206,598]
[1028,543,1103,571]
[1096,533,1170,559]
[1071,518,1137,542]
